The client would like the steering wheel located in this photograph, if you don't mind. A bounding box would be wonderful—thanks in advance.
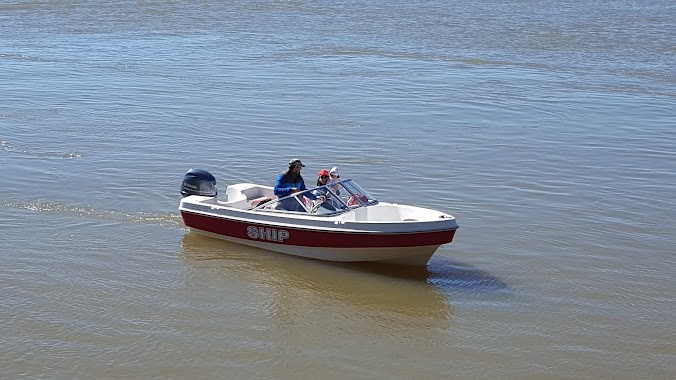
[310,200,322,213]
[309,194,328,213]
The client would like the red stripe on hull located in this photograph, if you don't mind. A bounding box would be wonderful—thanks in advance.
[181,211,456,249]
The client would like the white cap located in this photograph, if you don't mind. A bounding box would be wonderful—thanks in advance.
[329,166,339,176]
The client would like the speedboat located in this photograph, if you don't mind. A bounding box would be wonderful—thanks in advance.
[178,169,459,266]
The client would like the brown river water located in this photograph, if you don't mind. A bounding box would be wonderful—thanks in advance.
[2,1,675,378]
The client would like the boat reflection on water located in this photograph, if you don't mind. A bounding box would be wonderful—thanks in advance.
[179,233,454,321]
[425,256,511,293]
[309,252,510,297]
[331,257,508,292]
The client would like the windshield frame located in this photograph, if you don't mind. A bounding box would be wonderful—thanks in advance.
[253,178,378,215]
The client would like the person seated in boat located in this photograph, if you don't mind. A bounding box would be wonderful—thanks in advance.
[274,158,323,211]
[327,166,345,209]
[328,166,340,185]
[312,170,337,211]
[328,166,342,192]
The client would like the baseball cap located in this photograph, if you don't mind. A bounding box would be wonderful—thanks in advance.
[288,158,305,167]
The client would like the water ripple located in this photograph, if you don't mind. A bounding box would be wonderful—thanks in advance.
[2,199,184,229]
[1,140,82,159]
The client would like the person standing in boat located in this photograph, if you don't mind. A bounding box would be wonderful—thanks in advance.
[274,158,321,211]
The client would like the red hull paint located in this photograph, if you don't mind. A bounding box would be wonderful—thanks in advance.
[181,211,456,249]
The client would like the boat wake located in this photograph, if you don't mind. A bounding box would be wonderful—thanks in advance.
[1,140,83,159]
[1,199,184,229]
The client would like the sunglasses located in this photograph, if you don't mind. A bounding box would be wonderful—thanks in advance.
[320,175,329,179]
[331,174,339,178]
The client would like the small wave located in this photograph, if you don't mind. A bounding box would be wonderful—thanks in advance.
[296,46,517,67]
[0,113,41,122]
[1,140,82,159]
[291,46,675,95]
[2,199,185,229]
[2,52,176,80]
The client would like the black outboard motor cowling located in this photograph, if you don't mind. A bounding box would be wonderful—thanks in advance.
[181,169,217,197]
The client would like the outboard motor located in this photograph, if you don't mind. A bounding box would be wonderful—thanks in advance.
[180,169,217,197]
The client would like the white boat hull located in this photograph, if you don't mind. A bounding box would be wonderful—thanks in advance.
[188,228,441,266]
[178,180,458,267]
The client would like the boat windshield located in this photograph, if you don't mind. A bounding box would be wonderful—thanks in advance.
[253,179,378,215]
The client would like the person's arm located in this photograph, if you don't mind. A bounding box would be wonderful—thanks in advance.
[299,180,323,201]
[310,189,329,203]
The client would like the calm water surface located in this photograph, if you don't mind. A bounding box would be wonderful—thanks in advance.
[2,1,675,379]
